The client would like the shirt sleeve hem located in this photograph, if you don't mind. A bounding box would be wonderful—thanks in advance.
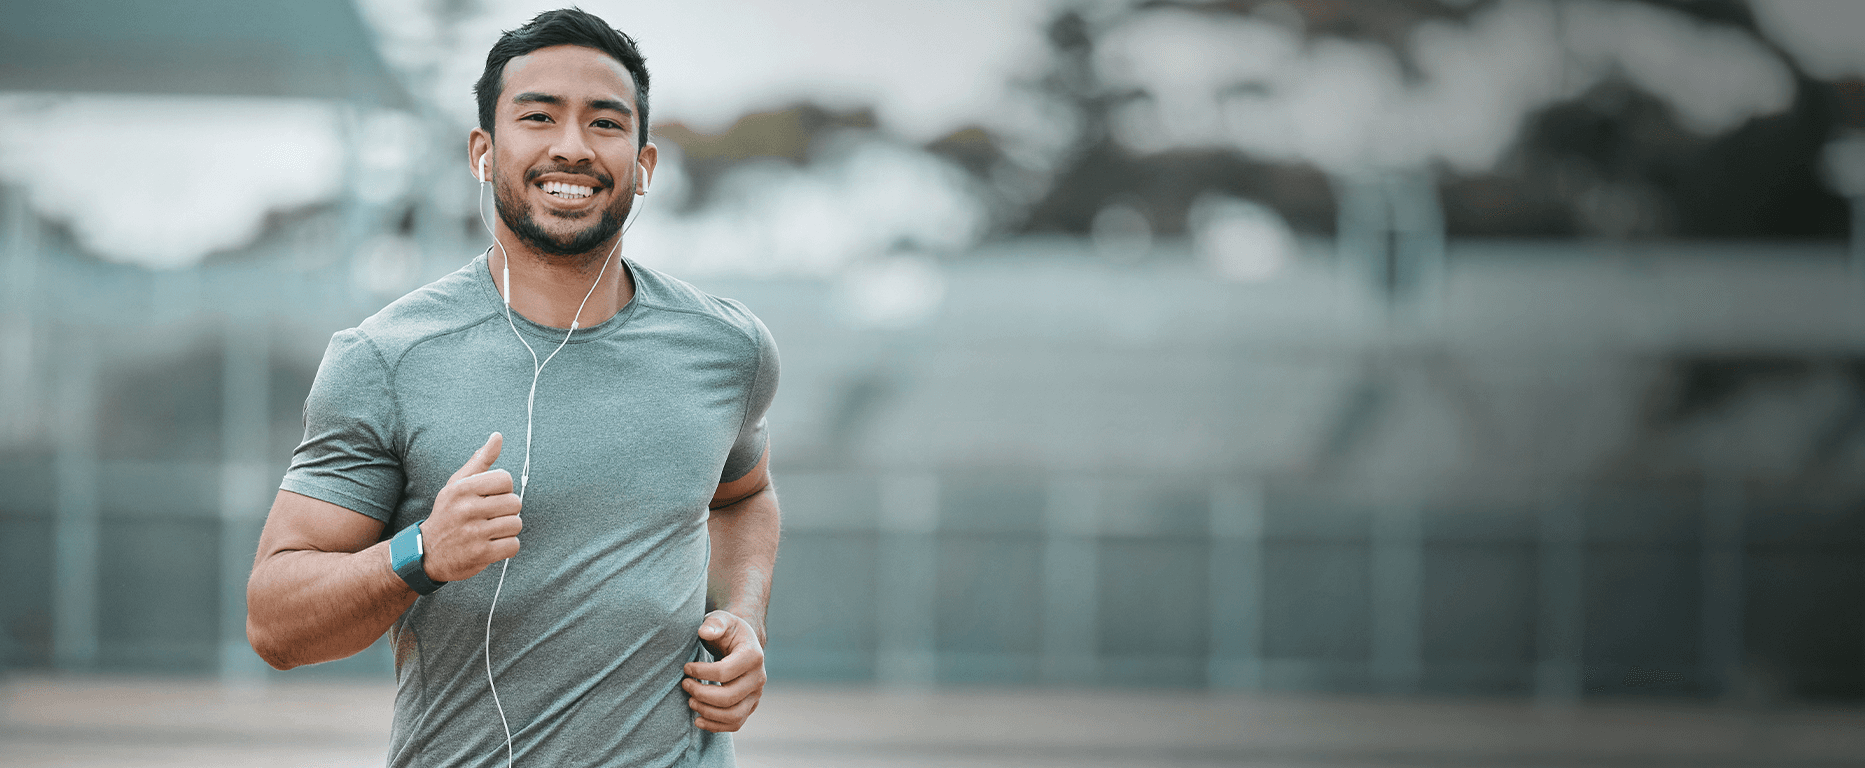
[278,477,395,523]
[717,432,768,484]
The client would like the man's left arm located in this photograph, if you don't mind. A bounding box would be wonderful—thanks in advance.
[682,446,779,733]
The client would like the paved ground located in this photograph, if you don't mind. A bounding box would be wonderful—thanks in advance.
[3,674,1863,767]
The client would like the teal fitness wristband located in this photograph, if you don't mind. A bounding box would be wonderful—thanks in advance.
[389,521,445,595]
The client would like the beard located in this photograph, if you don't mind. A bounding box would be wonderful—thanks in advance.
[493,164,634,264]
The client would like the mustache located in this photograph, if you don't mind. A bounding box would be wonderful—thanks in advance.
[522,164,614,188]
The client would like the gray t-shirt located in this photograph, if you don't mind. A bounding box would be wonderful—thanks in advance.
[281,252,778,767]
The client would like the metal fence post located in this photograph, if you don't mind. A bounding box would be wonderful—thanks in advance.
[1700,477,1745,698]
[219,314,272,681]
[1208,479,1264,689]
[1537,491,1585,703]
[1042,475,1100,684]
[876,471,938,686]
[1371,503,1423,693]
[52,333,99,670]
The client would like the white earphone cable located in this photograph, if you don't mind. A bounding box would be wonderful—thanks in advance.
[474,154,645,768]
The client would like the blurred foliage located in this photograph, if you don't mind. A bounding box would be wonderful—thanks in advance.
[1014,0,1855,240]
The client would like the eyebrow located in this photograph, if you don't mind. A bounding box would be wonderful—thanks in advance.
[511,92,633,117]
[588,98,633,116]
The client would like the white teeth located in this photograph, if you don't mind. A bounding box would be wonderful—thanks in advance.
[542,181,595,198]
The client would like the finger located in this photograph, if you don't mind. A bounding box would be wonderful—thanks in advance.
[691,695,759,734]
[694,716,740,733]
[689,694,758,730]
[692,611,752,662]
[684,642,759,683]
[683,657,734,684]
[481,512,523,540]
[449,432,503,483]
[695,613,728,658]
[708,665,765,704]
[682,676,754,708]
[446,485,518,530]
[683,658,759,687]
[460,467,516,497]
[698,613,731,641]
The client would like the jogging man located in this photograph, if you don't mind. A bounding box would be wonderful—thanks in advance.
[246,9,778,766]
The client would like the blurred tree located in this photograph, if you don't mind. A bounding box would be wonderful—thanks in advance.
[1013,5,1339,241]
[655,104,879,212]
[1011,0,1852,244]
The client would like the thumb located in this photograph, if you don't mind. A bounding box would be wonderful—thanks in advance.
[698,612,737,648]
[449,432,503,483]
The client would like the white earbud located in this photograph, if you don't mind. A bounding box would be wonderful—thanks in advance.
[478,154,488,184]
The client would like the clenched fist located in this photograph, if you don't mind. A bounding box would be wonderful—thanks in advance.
[420,432,523,583]
[682,611,766,733]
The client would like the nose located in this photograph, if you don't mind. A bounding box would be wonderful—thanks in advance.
[549,123,595,166]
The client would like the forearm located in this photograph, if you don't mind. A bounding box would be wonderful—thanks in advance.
[706,487,780,644]
[246,540,416,670]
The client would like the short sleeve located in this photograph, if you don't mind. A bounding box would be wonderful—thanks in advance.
[720,314,779,483]
[280,328,405,522]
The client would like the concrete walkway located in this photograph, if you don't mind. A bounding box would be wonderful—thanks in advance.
[3,674,1862,767]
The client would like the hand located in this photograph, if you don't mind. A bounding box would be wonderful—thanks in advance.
[681,610,766,733]
[419,433,523,583]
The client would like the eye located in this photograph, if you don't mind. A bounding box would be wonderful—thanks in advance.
[592,118,622,130]
[520,113,552,123]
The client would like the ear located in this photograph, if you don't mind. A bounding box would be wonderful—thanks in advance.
[635,141,658,195]
[468,128,493,183]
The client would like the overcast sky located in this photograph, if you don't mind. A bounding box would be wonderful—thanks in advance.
[376,0,1063,139]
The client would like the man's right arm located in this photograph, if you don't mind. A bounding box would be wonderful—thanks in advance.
[247,432,522,670]
[245,490,409,670]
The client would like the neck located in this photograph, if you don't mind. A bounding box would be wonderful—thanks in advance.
[490,230,634,330]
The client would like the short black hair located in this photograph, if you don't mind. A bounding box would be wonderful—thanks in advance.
[474,8,651,148]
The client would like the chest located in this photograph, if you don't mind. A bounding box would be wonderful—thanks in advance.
[391,330,751,525]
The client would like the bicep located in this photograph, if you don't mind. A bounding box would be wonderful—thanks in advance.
[255,490,386,563]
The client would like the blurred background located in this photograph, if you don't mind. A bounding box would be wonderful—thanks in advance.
[3,0,1865,765]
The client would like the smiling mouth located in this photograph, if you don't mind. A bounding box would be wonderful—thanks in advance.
[541,181,597,199]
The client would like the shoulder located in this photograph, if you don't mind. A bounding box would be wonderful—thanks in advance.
[346,258,501,370]
[628,259,773,349]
